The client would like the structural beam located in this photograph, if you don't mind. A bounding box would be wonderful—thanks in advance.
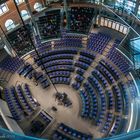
[13,0,59,93]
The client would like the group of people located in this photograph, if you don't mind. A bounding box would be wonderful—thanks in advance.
[38,10,61,40]
[8,26,33,56]
[55,92,72,107]
[70,7,95,33]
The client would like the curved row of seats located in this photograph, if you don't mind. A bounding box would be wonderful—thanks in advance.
[41,59,73,68]
[2,35,135,139]
[96,63,116,84]
[35,54,74,66]
[0,56,23,72]
[62,34,83,48]
[92,61,130,115]
[45,71,71,85]
[33,48,79,85]
[63,48,131,137]
[108,115,123,136]
[17,44,131,119]
[4,84,39,121]
[4,88,25,121]
[112,85,123,113]
[18,48,77,85]
[106,90,115,110]
[16,85,38,112]
[79,80,128,136]
[34,49,77,71]
[18,63,34,78]
[78,77,129,136]
[45,65,75,73]
[100,112,114,134]
[107,46,132,75]
[91,60,129,114]
[11,85,34,116]
[51,77,71,85]
[52,123,92,140]
[80,71,129,115]
[126,80,138,98]
[100,60,121,81]
[87,76,106,126]
[100,113,126,137]
[18,64,50,88]
[88,33,111,54]
[33,71,50,88]
[72,50,95,90]
[80,85,98,119]
[52,130,72,140]
[48,71,70,78]
[37,42,52,53]
[118,82,130,115]
[35,48,78,59]
[31,46,131,120]
[92,69,109,88]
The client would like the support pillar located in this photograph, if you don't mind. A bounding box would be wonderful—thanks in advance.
[63,0,69,30]
[24,0,41,40]
[134,0,139,15]
[97,3,102,27]
[1,36,16,57]
[41,0,46,7]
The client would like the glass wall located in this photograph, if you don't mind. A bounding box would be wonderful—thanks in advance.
[0,127,44,140]
[109,0,137,12]
[81,0,140,19]
[97,17,129,35]
[137,5,140,18]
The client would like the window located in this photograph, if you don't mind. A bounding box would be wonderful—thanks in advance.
[34,2,42,12]
[115,0,124,7]
[94,0,100,4]
[15,0,24,4]
[115,0,136,12]
[21,10,30,20]
[137,6,140,18]
[124,1,136,12]
[5,19,15,31]
[0,3,9,16]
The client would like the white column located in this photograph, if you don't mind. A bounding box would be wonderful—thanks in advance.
[4,45,16,57]
[1,36,16,57]
[24,0,39,35]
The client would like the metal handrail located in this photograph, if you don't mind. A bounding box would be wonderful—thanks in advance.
[101,4,140,37]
